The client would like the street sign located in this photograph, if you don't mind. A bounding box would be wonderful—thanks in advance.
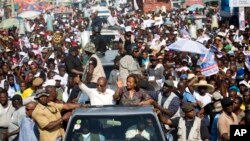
[230,0,250,7]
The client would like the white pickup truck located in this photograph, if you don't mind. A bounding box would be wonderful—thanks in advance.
[64,106,166,141]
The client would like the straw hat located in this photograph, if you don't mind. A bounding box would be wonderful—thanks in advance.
[193,80,215,93]
[83,42,96,54]
[32,77,44,87]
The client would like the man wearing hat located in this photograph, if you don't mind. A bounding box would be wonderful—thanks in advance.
[150,80,181,130]
[193,79,214,127]
[32,89,86,141]
[193,79,214,109]
[217,97,238,141]
[157,102,210,141]
[82,42,106,88]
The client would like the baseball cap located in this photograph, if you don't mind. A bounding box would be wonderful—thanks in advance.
[11,95,22,102]
[181,102,194,112]
[34,89,49,100]
[164,80,174,87]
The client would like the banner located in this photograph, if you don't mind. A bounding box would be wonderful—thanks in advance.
[14,0,52,13]
[199,51,219,77]
[230,0,250,7]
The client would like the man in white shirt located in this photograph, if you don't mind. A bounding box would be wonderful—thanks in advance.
[0,89,15,140]
[107,10,119,27]
[6,95,26,141]
[125,121,150,140]
[74,76,115,106]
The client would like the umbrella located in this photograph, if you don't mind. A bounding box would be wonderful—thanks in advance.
[166,38,209,54]
[0,18,20,29]
[183,0,204,7]
[187,4,205,11]
[18,10,41,19]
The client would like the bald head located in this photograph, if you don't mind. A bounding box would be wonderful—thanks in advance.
[97,77,107,84]
[26,101,37,109]
[97,77,107,93]
[25,101,37,118]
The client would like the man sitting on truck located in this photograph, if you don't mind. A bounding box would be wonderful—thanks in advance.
[125,120,150,141]
[73,121,105,141]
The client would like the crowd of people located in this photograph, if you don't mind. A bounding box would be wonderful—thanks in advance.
[0,0,250,141]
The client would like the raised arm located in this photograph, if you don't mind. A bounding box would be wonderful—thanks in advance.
[74,75,92,97]
[113,79,123,100]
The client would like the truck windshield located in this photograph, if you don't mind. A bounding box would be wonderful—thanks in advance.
[65,114,164,141]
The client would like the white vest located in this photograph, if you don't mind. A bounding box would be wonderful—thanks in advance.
[158,92,180,129]
[177,117,202,141]
[84,54,106,83]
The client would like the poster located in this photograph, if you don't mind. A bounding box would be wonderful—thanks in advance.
[199,51,219,77]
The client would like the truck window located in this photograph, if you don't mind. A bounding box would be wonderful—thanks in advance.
[65,114,163,141]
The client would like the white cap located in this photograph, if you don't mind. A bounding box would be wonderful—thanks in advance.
[43,79,56,87]
[39,31,45,35]
[65,38,71,42]
[28,60,33,65]
[53,75,61,81]
[230,25,234,30]
[173,31,178,35]
[19,52,27,56]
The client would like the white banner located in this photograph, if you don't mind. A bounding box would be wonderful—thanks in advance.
[239,7,245,30]
[230,0,250,7]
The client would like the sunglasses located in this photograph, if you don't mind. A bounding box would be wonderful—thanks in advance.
[25,108,34,111]
[97,84,105,87]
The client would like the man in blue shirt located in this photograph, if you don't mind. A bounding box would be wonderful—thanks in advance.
[19,102,39,141]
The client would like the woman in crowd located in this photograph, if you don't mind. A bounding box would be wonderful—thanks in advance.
[113,74,153,106]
